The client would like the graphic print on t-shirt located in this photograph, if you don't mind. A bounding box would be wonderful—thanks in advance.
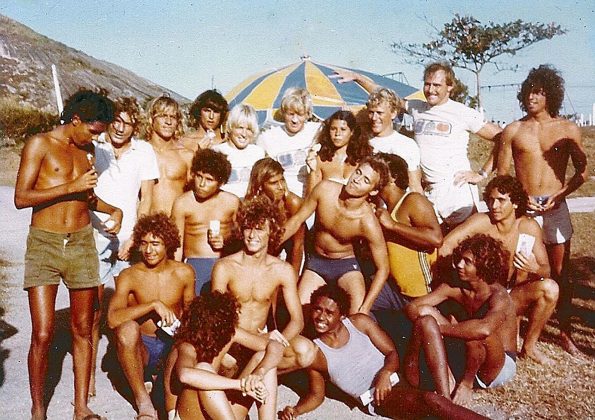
[414,119,452,136]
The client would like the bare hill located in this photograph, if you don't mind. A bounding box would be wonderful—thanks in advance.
[0,14,188,112]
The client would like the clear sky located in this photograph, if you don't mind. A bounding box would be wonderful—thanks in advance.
[2,0,593,122]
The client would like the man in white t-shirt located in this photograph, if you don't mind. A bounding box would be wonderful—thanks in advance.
[91,96,159,396]
[213,104,265,198]
[366,88,423,193]
[333,63,501,231]
[257,88,320,197]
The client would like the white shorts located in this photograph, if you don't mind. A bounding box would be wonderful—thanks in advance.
[531,200,573,245]
[425,180,479,226]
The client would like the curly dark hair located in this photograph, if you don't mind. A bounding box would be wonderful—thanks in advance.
[113,96,142,136]
[518,65,564,117]
[189,89,228,129]
[132,213,180,259]
[484,175,528,217]
[236,195,285,255]
[61,88,115,124]
[175,291,240,363]
[358,155,389,192]
[316,110,371,166]
[377,152,409,190]
[452,234,509,285]
[310,285,351,316]
[191,149,232,185]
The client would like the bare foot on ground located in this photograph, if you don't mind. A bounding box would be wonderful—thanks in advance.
[520,346,551,364]
[559,331,582,356]
[452,382,473,406]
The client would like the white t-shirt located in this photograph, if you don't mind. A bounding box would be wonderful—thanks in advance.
[256,121,320,197]
[407,99,486,184]
[92,134,160,241]
[212,142,265,198]
[369,131,420,171]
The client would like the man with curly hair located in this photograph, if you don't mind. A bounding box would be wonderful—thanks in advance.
[181,89,229,151]
[212,196,314,420]
[280,285,487,420]
[282,156,390,315]
[146,95,194,216]
[15,88,120,420]
[167,291,283,420]
[405,234,517,405]
[497,65,588,356]
[172,149,240,295]
[108,213,195,420]
[89,96,160,396]
[439,176,558,363]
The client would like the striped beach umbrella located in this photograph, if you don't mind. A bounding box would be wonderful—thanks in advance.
[225,57,423,125]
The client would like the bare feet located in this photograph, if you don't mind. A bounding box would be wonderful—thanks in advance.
[559,331,582,356]
[452,382,473,406]
[136,401,157,420]
[30,408,46,420]
[520,346,551,364]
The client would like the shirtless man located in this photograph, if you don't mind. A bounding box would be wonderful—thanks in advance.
[440,176,558,363]
[280,285,486,420]
[172,292,284,420]
[497,65,588,355]
[406,235,518,405]
[181,89,228,151]
[211,196,309,420]
[372,153,442,311]
[334,63,502,231]
[282,156,390,314]
[108,213,195,419]
[146,95,194,215]
[14,89,121,420]
[172,149,240,295]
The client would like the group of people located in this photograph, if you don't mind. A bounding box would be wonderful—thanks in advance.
[14,60,587,420]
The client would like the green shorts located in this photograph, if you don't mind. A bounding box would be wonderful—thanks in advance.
[23,224,100,290]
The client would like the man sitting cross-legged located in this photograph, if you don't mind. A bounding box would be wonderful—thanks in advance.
[107,213,195,420]
[211,196,313,420]
[439,176,558,363]
[172,148,240,295]
[406,234,518,405]
[280,285,486,419]
[170,291,284,420]
[281,155,390,314]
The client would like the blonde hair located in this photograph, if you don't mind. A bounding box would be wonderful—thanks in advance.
[280,87,313,118]
[145,95,184,140]
[226,104,259,139]
[367,87,400,114]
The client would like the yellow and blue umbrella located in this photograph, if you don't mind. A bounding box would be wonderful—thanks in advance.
[225,58,422,124]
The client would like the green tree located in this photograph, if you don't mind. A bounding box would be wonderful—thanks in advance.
[392,15,566,108]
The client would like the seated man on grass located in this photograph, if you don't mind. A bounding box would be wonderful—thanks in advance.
[280,285,486,419]
[170,291,284,420]
[108,213,195,420]
[439,175,558,363]
[406,234,518,405]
